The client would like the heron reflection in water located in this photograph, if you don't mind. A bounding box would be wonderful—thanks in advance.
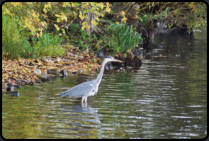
[60,56,123,103]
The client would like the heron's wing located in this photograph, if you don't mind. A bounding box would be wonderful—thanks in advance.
[60,80,95,97]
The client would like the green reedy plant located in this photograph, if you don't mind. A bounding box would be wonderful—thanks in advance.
[105,23,143,54]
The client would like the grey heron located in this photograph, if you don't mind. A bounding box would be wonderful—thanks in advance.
[60,56,123,103]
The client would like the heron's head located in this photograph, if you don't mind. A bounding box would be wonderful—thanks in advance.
[104,56,123,63]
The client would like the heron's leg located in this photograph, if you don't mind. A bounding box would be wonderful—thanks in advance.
[82,97,84,103]
[85,96,88,103]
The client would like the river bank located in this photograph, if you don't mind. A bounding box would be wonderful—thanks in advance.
[2,50,102,92]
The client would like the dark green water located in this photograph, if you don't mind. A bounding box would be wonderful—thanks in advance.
[2,31,207,139]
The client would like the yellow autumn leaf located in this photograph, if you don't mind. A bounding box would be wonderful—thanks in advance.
[54,24,60,31]
[22,69,27,74]
[82,21,87,26]
[60,13,67,22]
[79,12,85,20]
[44,2,51,9]
[43,8,47,13]
[13,74,18,78]
[40,30,42,37]
[71,2,75,7]
[57,18,61,22]
[2,74,8,77]
[55,14,61,17]
[31,10,36,17]
[81,25,85,30]
[99,2,104,9]
[73,11,76,16]
[106,7,111,13]
[62,2,67,7]
[81,23,90,30]
[41,22,45,27]
[121,17,127,23]
[83,65,88,70]
[3,8,10,15]
[41,21,47,28]
[121,11,125,16]
[91,19,97,26]
[41,14,48,18]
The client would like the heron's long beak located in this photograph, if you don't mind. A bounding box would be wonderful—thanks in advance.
[113,58,123,63]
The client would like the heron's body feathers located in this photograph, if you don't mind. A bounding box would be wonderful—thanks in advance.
[60,80,96,98]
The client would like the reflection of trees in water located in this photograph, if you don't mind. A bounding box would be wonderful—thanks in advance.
[145,32,196,61]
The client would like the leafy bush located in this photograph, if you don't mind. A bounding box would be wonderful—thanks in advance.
[69,23,79,36]
[2,14,66,59]
[105,23,143,54]
[2,15,33,59]
[35,44,65,57]
[32,32,65,57]
[32,32,64,46]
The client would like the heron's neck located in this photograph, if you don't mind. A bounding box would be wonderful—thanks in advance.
[96,61,106,84]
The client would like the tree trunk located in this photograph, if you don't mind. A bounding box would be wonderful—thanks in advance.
[75,6,103,35]
[84,8,103,35]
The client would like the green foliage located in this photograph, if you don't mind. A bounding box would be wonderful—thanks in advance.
[2,14,65,59]
[75,29,98,51]
[32,32,65,57]
[2,2,112,37]
[2,14,34,59]
[105,23,143,54]
[138,9,169,28]
[69,23,79,36]
[186,2,207,30]
[138,13,151,27]
[137,2,207,31]
[34,44,65,58]
[32,32,64,46]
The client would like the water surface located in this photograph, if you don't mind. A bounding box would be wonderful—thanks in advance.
[2,31,207,139]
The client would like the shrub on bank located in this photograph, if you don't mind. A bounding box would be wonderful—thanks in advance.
[104,22,143,54]
[2,15,33,59]
[2,15,66,59]
[31,32,66,57]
